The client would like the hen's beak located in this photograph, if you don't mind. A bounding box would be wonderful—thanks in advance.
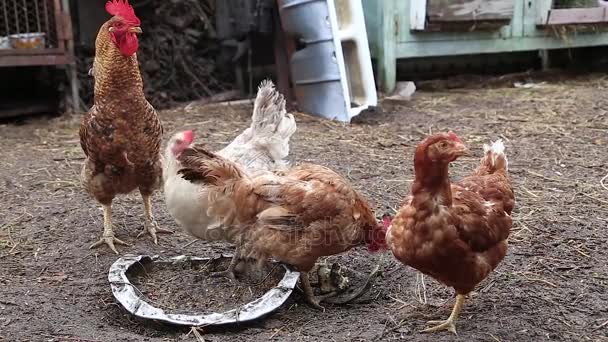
[129,26,142,34]
[454,142,470,157]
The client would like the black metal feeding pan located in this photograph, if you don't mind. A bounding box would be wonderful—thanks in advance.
[108,254,300,327]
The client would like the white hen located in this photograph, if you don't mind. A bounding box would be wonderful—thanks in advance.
[163,80,297,271]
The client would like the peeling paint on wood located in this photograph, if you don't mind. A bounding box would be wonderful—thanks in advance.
[427,0,515,22]
[546,7,608,25]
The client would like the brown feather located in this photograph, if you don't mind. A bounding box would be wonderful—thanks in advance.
[388,135,514,295]
[176,151,385,272]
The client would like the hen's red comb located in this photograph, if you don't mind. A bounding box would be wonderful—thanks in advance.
[105,0,141,26]
[382,214,392,229]
[182,130,194,144]
[447,131,462,143]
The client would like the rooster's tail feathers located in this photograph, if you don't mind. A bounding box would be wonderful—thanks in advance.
[482,139,508,173]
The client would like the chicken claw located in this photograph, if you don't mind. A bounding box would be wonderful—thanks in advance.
[422,319,457,335]
[137,219,173,244]
[306,296,326,311]
[209,249,240,281]
[421,294,465,335]
[89,204,130,254]
[139,194,173,244]
[89,234,130,255]
[300,271,338,311]
[209,269,237,281]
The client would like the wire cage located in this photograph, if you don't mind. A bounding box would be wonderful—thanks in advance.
[0,0,78,114]
[0,0,62,49]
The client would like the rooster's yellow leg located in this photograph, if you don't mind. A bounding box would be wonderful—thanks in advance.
[138,194,173,244]
[89,204,130,254]
[421,294,465,335]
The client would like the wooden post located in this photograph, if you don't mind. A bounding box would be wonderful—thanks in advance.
[378,0,397,94]
[536,0,553,71]
[539,50,551,70]
[61,0,80,113]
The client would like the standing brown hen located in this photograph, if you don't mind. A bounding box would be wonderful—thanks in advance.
[176,144,388,309]
[79,0,169,254]
[387,132,514,334]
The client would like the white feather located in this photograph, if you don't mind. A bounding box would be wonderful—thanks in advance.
[490,139,505,155]
[163,80,296,243]
[483,139,508,170]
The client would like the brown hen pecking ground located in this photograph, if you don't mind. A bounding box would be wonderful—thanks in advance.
[0,72,607,341]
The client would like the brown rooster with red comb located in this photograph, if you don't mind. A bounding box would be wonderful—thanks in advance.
[79,0,169,254]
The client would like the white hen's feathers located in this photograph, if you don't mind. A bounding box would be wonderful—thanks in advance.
[163,80,297,242]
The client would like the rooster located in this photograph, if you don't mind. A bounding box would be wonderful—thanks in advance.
[387,132,514,334]
[79,0,169,254]
[163,80,296,277]
[176,147,388,309]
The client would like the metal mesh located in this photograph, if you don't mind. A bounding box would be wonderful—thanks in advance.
[553,0,600,9]
[0,0,59,48]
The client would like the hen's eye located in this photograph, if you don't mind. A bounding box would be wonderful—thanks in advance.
[175,139,183,145]
[439,141,448,148]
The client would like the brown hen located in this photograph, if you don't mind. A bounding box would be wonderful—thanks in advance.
[387,132,514,334]
[79,0,168,254]
[177,145,387,309]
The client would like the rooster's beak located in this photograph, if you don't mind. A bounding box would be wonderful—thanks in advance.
[129,27,142,34]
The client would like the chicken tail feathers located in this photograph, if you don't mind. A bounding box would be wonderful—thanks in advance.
[251,80,285,129]
[480,139,509,174]
[178,145,245,187]
[249,80,297,162]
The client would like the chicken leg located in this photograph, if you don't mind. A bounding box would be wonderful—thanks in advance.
[421,293,465,335]
[325,252,386,305]
[137,193,173,244]
[209,246,240,281]
[89,204,130,254]
[300,271,338,311]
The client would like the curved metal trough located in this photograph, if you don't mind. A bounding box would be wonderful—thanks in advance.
[108,254,300,327]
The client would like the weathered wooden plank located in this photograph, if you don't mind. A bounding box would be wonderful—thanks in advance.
[427,0,514,22]
[395,34,608,58]
[546,7,607,25]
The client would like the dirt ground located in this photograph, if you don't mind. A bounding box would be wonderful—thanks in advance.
[1,73,607,342]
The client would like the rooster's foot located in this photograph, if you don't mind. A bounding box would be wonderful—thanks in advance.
[89,234,130,255]
[421,319,457,335]
[138,220,173,244]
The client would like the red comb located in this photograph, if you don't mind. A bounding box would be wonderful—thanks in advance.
[105,0,140,26]
[447,131,462,143]
[382,214,392,229]
[182,130,194,144]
